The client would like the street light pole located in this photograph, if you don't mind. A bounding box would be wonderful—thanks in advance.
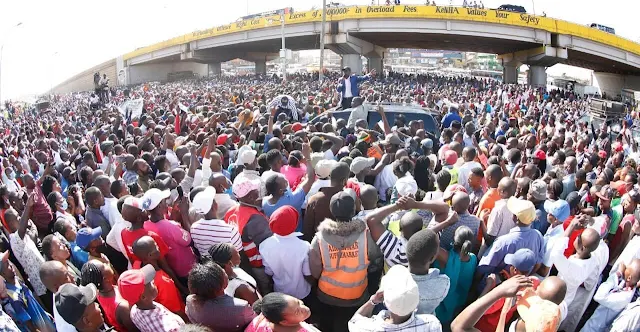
[281,11,286,81]
[319,0,327,81]
[0,22,23,104]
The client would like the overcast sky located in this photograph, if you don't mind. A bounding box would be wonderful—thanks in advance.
[1,0,638,100]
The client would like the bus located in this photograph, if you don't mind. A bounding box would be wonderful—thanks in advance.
[589,23,615,35]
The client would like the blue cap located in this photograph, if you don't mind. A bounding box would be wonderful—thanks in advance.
[75,227,102,250]
[543,199,570,222]
[421,138,433,149]
[504,248,536,274]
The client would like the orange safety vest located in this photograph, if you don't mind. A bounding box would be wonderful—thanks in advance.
[317,231,369,300]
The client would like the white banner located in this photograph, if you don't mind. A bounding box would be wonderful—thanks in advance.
[118,98,144,120]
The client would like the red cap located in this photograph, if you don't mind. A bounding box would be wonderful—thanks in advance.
[444,150,458,166]
[269,206,299,236]
[291,123,303,132]
[598,150,608,159]
[613,142,624,152]
[216,134,229,145]
[443,184,468,200]
[117,264,156,304]
[533,150,546,160]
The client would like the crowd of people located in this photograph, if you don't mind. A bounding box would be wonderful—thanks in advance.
[0,66,638,332]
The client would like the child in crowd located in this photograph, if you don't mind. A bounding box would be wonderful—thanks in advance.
[118,264,185,332]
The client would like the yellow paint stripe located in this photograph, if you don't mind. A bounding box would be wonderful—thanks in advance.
[123,5,640,61]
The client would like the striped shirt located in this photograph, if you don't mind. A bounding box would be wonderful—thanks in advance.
[190,218,243,257]
[130,302,185,332]
[376,230,408,267]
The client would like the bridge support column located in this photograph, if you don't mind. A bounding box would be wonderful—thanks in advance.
[503,64,518,84]
[209,62,221,76]
[341,54,362,75]
[255,60,267,75]
[367,56,383,74]
[527,66,547,88]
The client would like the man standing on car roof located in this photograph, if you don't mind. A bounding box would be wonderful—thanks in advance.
[337,67,376,110]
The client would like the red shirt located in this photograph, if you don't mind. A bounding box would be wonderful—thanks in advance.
[120,228,169,263]
[562,216,582,257]
[133,262,184,314]
[474,278,540,332]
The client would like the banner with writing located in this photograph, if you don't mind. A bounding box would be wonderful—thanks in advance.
[123,5,639,61]
[118,98,144,120]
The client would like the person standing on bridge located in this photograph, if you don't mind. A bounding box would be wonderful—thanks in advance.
[337,66,376,110]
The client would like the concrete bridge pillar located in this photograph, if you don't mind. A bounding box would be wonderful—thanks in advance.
[341,54,363,75]
[367,56,383,74]
[255,60,267,75]
[528,65,547,88]
[503,63,518,84]
[209,62,221,76]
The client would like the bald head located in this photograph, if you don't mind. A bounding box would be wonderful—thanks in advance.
[451,192,470,214]
[132,235,156,259]
[399,212,424,240]
[39,260,71,293]
[359,185,378,210]
[581,228,601,253]
[537,276,567,305]
[485,164,503,188]
[209,172,230,194]
[498,178,517,199]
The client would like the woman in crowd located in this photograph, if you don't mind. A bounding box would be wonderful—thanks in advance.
[245,292,320,332]
[81,260,138,332]
[209,243,261,305]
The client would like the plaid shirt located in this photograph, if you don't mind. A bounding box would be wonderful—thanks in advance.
[130,302,185,332]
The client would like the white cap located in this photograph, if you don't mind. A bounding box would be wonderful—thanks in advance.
[192,187,216,214]
[315,159,337,179]
[141,188,171,211]
[236,145,257,166]
[396,175,418,197]
[350,157,376,175]
[382,265,419,316]
[123,196,146,211]
[233,177,262,198]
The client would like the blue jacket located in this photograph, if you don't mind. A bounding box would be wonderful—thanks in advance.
[336,74,370,99]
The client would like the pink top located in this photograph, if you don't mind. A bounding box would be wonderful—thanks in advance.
[244,315,319,332]
[144,219,196,278]
[281,164,307,191]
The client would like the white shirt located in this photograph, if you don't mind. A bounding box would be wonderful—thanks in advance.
[215,194,238,220]
[551,237,600,306]
[613,235,640,273]
[260,233,312,299]
[582,272,635,332]
[347,104,369,129]
[486,199,515,237]
[9,232,47,296]
[542,223,565,268]
[374,165,398,202]
[165,149,180,169]
[190,219,242,257]
[457,161,482,193]
[344,78,353,98]
[102,196,120,227]
[106,214,131,258]
[348,311,442,332]
[611,300,640,332]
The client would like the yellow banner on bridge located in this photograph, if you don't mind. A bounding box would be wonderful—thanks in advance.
[123,5,640,61]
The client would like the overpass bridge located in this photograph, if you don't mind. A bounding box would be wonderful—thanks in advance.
[54,5,640,96]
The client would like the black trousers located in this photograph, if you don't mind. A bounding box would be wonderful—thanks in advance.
[341,97,353,109]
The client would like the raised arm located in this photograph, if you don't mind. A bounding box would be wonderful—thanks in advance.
[18,193,35,240]
[298,143,316,194]
[364,203,402,242]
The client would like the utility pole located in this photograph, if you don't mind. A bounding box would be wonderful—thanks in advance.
[319,0,327,81]
[281,10,287,81]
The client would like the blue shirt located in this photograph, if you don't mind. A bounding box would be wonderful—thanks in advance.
[262,187,306,232]
[441,111,462,129]
[532,202,550,235]
[3,281,55,332]
[69,241,89,268]
[477,226,545,277]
